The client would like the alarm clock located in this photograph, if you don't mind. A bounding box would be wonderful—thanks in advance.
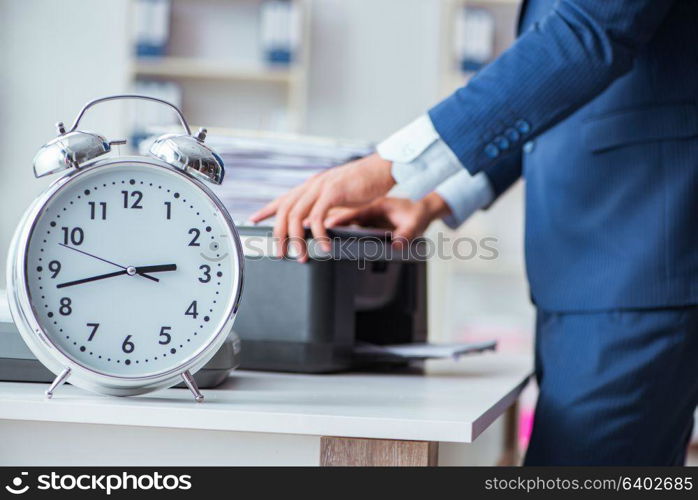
[6,95,244,402]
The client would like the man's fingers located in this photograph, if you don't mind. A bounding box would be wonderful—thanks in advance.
[271,180,319,258]
[287,187,321,263]
[249,198,281,223]
[273,202,291,258]
[324,207,362,227]
[308,194,334,252]
[392,223,418,248]
[259,181,310,222]
[288,214,308,262]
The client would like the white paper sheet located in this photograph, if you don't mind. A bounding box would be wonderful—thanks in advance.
[354,340,497,361]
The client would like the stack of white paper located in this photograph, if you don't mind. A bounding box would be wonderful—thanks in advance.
[204,133,374,224]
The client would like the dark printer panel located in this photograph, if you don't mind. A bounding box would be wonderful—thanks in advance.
[234,226,428,373]
[234,257,357,373]
[355,261,427,346]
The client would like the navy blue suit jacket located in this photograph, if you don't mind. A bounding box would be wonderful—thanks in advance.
[433,0,698,310]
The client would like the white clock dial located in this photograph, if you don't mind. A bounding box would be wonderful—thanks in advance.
[24,163,241,378]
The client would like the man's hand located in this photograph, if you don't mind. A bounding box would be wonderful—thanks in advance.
[324,192,451,248]
[249,153,395,262]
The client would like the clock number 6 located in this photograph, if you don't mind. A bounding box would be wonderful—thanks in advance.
[159,326,172,345]
[122,335,135,354]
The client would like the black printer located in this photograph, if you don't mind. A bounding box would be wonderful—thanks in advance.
[233,225,428,372]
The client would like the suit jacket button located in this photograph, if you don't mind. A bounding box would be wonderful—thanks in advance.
[484,144,500,158]
[505,128,520,142]
[494,136,510,150]
[515,119,531,134]
[523,140,535,154]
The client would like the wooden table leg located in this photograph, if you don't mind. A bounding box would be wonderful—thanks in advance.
[320,437,438,466]
[497,401,520,466]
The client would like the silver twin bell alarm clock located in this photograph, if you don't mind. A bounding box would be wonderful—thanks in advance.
[6,95,244,402]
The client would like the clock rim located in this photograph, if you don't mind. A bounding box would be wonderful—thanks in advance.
[6,156,244,396]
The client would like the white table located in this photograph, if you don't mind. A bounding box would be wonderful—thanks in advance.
[0,352,532,466]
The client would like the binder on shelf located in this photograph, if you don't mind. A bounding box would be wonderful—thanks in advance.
[455,6,495,73]
[261,0,302,66]
[134,0,172,58]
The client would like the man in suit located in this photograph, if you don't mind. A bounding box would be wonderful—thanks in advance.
[251,0,698,464]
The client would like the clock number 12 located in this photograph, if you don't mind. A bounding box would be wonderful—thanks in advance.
[121,191,143,209]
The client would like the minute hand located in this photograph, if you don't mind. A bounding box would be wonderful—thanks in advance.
[57,270,127,289]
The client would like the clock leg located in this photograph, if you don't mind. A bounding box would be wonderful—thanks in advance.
[46,368,71,399]
[181,370,204,403]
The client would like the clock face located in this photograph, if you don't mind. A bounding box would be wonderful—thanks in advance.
[23,162,241,378]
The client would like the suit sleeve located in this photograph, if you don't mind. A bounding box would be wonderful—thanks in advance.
[429,0,675,174]
[482,151,522,203]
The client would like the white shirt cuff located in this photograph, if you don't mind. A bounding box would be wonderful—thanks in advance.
[435,170,494,229]
[378,114,466,200]
[377,114,439,163]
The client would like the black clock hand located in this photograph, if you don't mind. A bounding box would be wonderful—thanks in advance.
[56,270,128,289]
[135,264,177,274]
[58,243,157,282]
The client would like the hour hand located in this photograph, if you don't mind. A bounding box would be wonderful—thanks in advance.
[135,264,177,274]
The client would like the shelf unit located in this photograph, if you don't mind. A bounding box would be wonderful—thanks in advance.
[132,57,301,83]
[127,0,311,133]
[438,0,521,97]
